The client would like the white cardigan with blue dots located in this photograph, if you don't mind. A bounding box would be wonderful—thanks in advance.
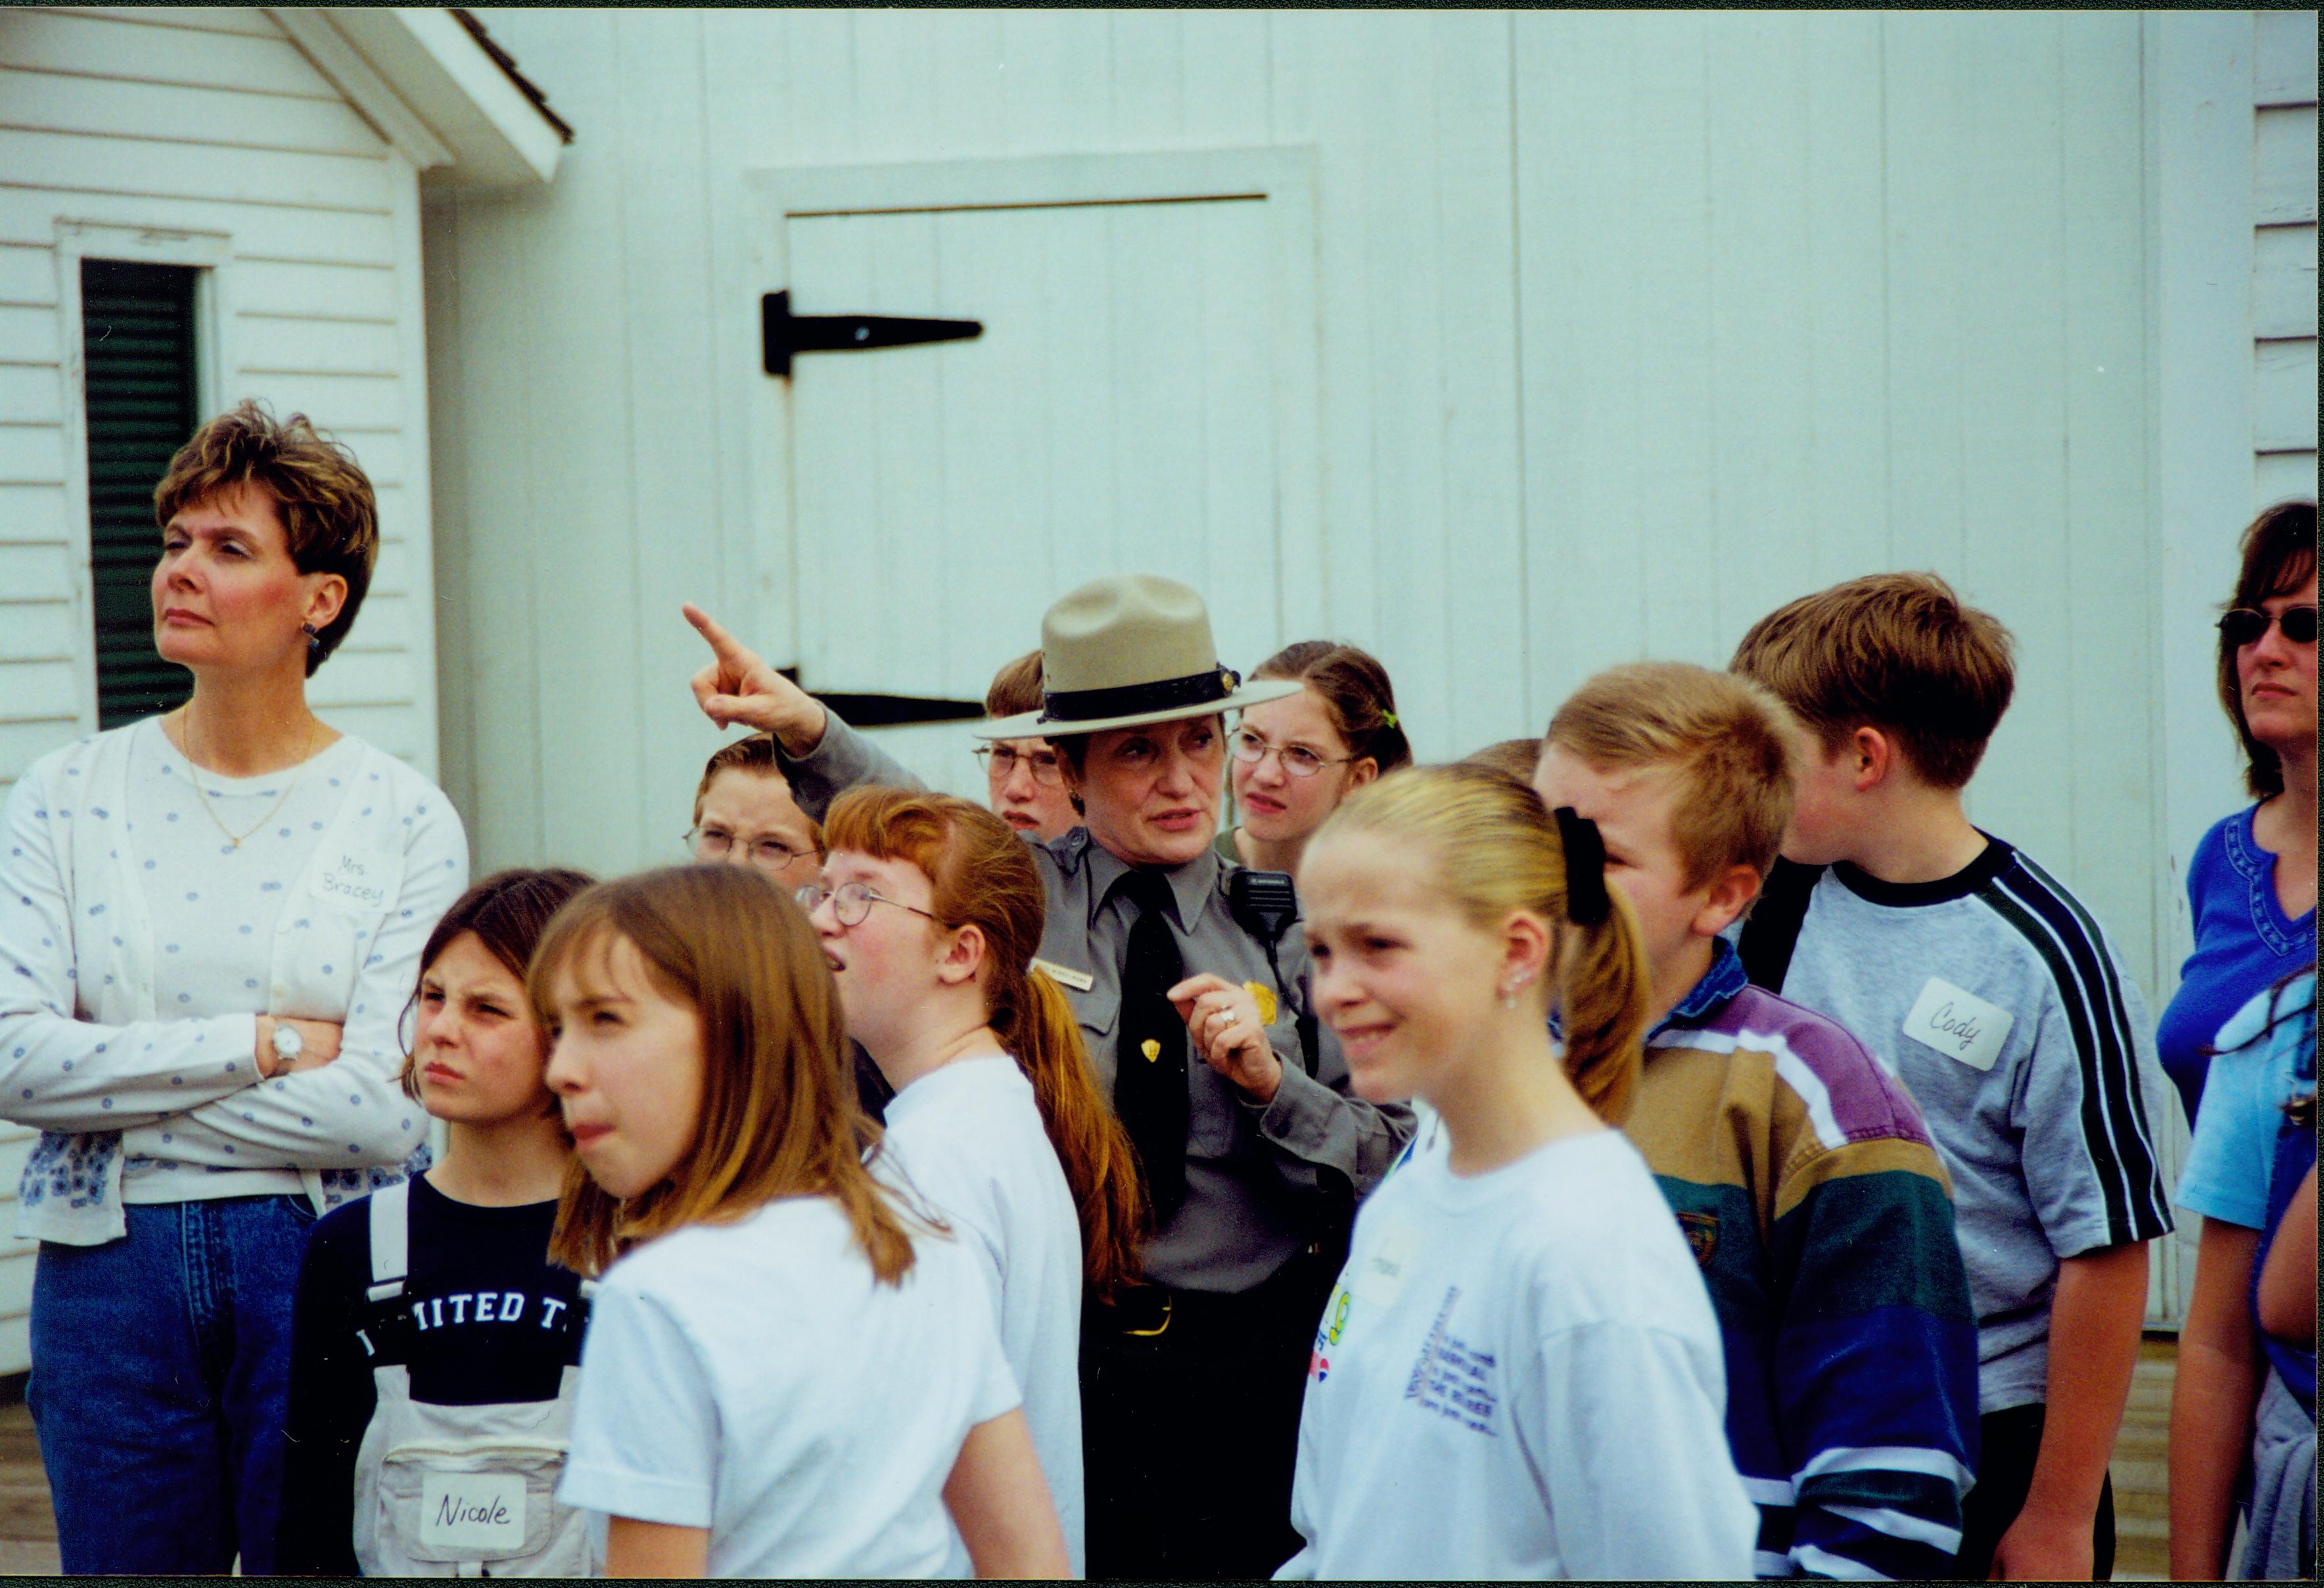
[0,720,467,1244]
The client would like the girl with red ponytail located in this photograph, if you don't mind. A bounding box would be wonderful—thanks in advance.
[806,786,1146,1574]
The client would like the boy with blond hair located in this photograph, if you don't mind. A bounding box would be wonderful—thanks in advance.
[1537,661,1980,1580]
[1731,574,2173,1580]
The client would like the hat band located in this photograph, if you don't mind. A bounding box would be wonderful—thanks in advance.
[1042,665,1240,727]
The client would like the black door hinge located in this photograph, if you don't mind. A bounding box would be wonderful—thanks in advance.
[760,291,983,378]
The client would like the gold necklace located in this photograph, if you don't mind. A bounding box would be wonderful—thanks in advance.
[179,707,322,851]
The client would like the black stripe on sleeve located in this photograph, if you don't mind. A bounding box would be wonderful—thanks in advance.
[1977,860,2170,1247]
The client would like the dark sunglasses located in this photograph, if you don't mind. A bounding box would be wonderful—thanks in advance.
[2219,605,2319,647]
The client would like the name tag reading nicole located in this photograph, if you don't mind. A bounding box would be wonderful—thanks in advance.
[419,1472,526,1553]
[1902,977,2014,1073]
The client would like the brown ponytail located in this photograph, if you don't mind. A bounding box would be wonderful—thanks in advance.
[1314,763,1651,1123]
[825,787,1148,1299]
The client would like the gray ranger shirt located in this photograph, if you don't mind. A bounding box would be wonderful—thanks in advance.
[781,714,1415,1293]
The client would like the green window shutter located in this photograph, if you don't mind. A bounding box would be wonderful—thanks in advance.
[81,259,200,730]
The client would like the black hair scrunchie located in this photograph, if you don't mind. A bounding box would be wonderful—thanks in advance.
[1552,806,1612,927]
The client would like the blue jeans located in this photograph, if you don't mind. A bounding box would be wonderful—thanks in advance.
[28,1194,317,1575]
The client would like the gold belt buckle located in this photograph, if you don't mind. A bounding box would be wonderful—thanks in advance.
[1126,1292,1172,1338]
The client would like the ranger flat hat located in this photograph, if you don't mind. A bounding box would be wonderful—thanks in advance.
[975,574,1301,739]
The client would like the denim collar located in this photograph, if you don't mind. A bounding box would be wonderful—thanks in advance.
[1546,936,1750,1046]
[1649,935,1749,1039]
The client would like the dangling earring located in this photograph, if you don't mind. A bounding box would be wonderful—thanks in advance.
[302,623,322,655]
[1500,977,1524,1010]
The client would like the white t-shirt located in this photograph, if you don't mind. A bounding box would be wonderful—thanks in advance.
[1280,1127,1756,1581]
[557,1195,1021,1578]
[878,1055,1085,1572]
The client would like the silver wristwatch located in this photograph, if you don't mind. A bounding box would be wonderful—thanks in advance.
[271,1021,304,1071]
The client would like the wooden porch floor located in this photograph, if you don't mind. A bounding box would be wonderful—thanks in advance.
[0,1338,2185,1577]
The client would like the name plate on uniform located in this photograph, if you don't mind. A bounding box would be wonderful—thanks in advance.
[1030,957,1094,992]
[1901,977,2014,1072]
[419,1472,526,1553]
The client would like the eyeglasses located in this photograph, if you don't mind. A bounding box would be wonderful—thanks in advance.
[973,744,1064,787]
[686,827,814,874]
[794,881,941,929]
[2219,605,2319,648]
[1231,729,1351,780]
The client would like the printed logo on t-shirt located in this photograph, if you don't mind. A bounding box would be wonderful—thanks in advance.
[315,845,404,916]
[1404,1286,1499,1436]
[1677,1211,1718,1269]
[1901,977,2014,1072]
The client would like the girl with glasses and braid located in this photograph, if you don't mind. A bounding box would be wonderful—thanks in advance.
[1281,764,1753,1579]
[1219,641,1412,881]
[802,786,1147,1574]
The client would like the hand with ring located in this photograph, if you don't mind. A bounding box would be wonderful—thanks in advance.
[1167,973,1282,1104]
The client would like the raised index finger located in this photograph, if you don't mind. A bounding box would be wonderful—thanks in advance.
[681,602,749,661]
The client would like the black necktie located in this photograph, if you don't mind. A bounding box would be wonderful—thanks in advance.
[1111,868,1188,1221]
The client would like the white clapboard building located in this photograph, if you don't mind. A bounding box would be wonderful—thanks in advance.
[0,5,565,1374]
[0,9,2315,1366]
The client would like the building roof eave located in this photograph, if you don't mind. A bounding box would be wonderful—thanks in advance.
[267,7,570,191]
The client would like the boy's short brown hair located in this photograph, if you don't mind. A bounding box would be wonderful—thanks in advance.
[1546,663,1801,887]
[1729,572,2014,789]
[154,401,378,676]
[985,649,1044,719]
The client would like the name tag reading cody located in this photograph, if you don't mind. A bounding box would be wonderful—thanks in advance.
[419,1471,527,1554]
[1902,977,2014,1072]
[315,846,403,915]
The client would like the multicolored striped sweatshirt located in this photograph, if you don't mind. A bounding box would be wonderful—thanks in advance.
[1623,940,1981,1579]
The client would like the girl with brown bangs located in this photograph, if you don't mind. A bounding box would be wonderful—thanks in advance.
[275,866,595,1577]
[806,787,1147,1574]
[532,866,1067,1579]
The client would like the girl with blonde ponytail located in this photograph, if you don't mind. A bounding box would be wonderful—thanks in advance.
[1279,763,1754,1579]
[808,785,1148,1574]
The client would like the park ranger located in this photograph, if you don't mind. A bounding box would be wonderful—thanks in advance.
[683,575,1415,1581]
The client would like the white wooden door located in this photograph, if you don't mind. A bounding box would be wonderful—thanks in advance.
[748,151,1321,794]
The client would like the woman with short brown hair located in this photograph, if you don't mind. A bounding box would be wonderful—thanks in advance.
[0,402,469,1573]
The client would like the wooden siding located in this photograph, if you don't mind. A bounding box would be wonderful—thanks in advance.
[2252,10,2317,505]
[0,5,444,1376]
[432,9,2177,998]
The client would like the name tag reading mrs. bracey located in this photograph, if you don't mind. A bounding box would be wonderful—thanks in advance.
[315,846,402,916]
[1901,977,2014,1073]
[419,1471,526,1554]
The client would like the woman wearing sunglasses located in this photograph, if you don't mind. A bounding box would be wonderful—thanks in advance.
[2156,500,2317,1124]
[1217,643,1411,881]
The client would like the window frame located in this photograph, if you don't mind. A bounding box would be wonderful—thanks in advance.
[53,220,233,735]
